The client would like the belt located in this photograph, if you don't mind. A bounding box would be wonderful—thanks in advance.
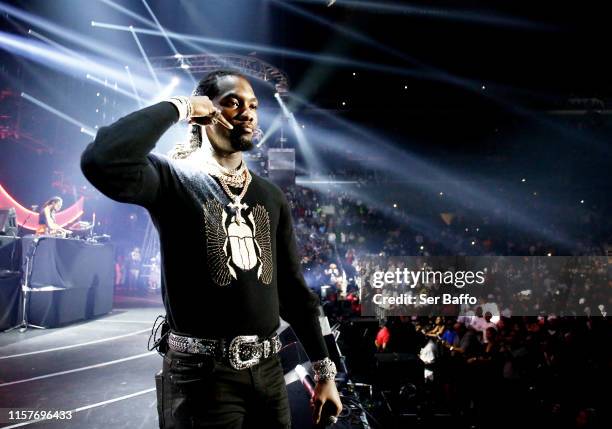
[167,332,282,370]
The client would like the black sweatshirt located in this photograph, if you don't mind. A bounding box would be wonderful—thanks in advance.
[80,102,329,361]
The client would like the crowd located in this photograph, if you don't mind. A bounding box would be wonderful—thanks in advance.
[104,179,609,426]
[362,312,608,428]
[281,183,609,428]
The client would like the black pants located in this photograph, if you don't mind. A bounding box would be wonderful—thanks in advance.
[157,349,291,428]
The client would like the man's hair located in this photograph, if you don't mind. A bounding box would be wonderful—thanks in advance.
[170,69,246,160]
[192,69,245,98]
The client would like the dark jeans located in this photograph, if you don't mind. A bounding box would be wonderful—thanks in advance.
[157,348,291,428]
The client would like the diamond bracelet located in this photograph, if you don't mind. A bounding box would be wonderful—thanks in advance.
[312,357,337,383]
[165,96,193,121]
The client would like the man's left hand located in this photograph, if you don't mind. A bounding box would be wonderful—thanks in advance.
[310,379,342,425]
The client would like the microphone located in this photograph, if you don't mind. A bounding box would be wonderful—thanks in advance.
[294,364,315,397]
[295,364,339,427]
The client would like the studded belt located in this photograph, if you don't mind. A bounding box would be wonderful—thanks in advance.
[167,332,282,370]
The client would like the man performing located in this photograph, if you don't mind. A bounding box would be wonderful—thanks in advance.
[80,70,342,428]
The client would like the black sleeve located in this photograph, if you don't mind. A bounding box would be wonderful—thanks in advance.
[80,102,179,207]
[276,192,330,362]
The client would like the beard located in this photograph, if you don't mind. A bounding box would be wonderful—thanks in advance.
[229,127,255,152]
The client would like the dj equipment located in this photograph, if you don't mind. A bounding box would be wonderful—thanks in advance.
[68,221,93,239]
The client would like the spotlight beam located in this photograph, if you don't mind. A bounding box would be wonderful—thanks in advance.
[0,30,158,94]
[89,22,467,84]
[98,0,226,72]
[151,76,181,103]
[98,0,156,27]
[285,93,575,247]
[128,25,161,90]
[271,0,475,92]
[257,114,283,148]
[124,65,144,107]
[140,0,196,84]
[0,2,143,69]
[285,0,552,30]
[86,73,143,103]
[27,28,88,62]
[274,93,322,172]
[20,92,95,136]
[271,0,412,64]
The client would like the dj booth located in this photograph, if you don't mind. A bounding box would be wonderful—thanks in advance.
[1,236,115,329]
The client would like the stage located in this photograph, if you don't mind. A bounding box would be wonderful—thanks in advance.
[0,306,164,429]
[0,297,368,429]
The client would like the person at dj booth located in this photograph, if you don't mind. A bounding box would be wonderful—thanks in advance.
[80,69,342,428]
[36,196,72,237]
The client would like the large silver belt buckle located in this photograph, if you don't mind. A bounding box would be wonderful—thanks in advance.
[228,335,261,370]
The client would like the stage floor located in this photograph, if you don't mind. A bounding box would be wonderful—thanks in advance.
[0,303,165,429]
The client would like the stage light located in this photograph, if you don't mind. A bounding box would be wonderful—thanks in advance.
[580,200,585,204]
[274,92,322,171]
[285,92,576,249]
[521,178,526,182]
[140,0,195,83]
[256,114,283,148]
[0,29,158,95]
[404,85,408,89]
[481,85,486,90]
[28,28,87,62]
[341,101,346,106]
[80,127,95,137]
[89,22,444,81]
[128,25,160,90]
[393,203,397,208]
[439,192,444,196]
[471,241,476,246]
[21,92,95,136]
[420,245,424,250]
[0,3,161,80]
[152,76,181,102]
[289,0,545,30]
[87,73,142,102]
[123,65,143,107]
